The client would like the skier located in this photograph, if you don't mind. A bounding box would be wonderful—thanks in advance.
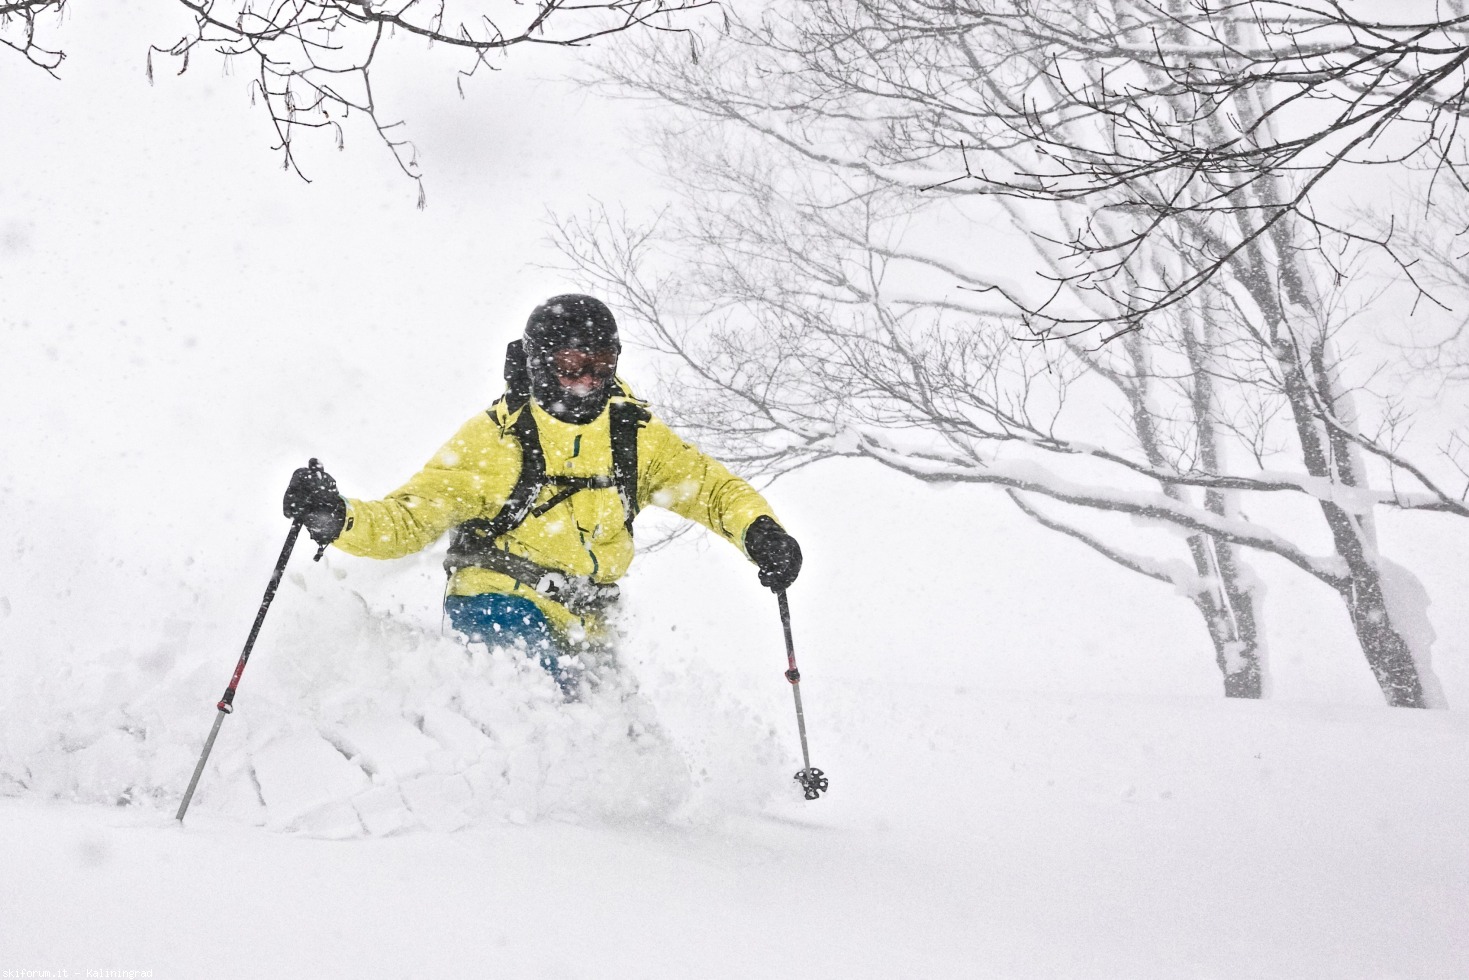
[281,294,803,697]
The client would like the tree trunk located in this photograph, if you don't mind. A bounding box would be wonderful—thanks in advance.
[1182,313,1265,698]
[1121,330,1266,698]
[1334,575,1426,707]
[1257,241,1433,707]
[1180,550,1262,698]
[1204,537,1264,699]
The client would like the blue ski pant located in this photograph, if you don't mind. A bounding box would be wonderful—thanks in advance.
[444,592,580,698]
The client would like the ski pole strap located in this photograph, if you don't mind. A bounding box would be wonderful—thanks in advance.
[447,545,620,616]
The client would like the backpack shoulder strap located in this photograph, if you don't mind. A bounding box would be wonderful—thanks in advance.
[608,386,651,533]
[492,404,547,536]
[445,401,545,573]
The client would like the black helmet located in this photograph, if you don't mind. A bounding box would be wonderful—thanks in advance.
[523,294,621,423]
[525,294,620,355]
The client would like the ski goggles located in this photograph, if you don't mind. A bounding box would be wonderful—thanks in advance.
[550,348,618,380]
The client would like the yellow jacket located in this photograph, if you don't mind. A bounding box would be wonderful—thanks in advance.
[333,387,780,638]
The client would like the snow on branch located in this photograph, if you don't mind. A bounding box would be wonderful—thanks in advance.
[834,424,1350,586]
[1005,488,1205,591]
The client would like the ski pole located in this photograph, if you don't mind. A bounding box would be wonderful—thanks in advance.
[176,460,330,823]
[777,589,828,801]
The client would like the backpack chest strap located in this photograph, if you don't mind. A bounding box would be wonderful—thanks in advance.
[530,474,618,519]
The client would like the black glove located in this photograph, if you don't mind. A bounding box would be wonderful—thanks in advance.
[744,515,802,592]
[283,459,347,547]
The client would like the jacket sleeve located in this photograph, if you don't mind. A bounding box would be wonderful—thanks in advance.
[637,416,781,553]
[333,412,519,560]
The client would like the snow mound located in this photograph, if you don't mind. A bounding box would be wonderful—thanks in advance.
[0,579,710,836]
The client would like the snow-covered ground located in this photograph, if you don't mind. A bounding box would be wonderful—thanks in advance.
[3,5,1468,978]
[4,674,1466,978]
[3,467,1467,978]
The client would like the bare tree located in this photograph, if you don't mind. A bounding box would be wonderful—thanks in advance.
[2,0,710,202]
[547,3,1468,706]
[1,0,63,70]
[709,0,1469,334]
[1359,178,1469,376]
[1348,179,1469,510]
[555,191,1390,700]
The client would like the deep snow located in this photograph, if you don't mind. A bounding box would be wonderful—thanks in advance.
[3,680,1466,979]
[3,476,1467,978]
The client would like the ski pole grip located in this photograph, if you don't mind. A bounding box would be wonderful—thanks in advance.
[302,459,332,561]
[308,458,327,561]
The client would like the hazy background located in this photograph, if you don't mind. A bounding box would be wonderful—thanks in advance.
[3,7,1467,977]
[3,0,1467,746]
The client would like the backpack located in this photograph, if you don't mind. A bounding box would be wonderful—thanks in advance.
[444,340,650,574]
